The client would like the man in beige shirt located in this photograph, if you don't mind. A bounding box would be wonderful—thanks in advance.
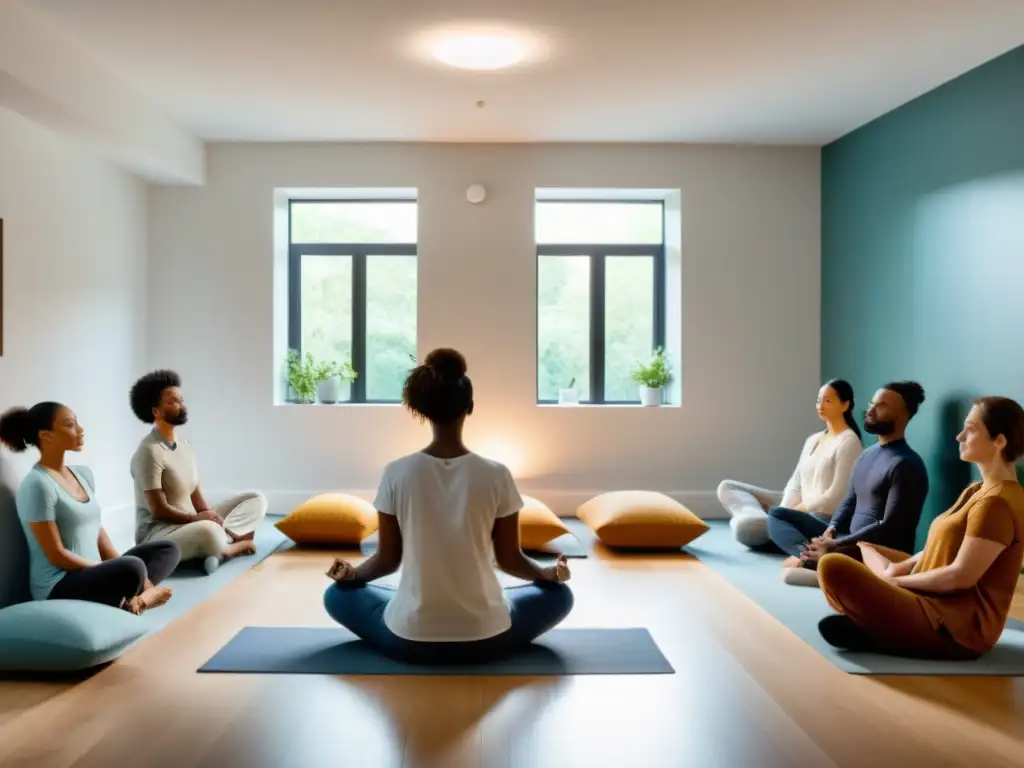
[129,370,268,574]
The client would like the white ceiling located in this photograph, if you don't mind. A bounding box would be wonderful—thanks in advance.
[29,0,1024,145]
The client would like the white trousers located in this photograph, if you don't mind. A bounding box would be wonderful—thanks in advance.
[144,491,269,561]
[716,480,783,548]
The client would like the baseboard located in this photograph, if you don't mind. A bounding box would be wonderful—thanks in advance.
[214,489,727,520]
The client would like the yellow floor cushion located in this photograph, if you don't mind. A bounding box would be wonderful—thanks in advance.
[274,493,379,545]
[577,490,708,549]
[519,496,571,549]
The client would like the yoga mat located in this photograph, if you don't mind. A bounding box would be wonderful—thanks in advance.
[688,521,1024,676]
[361,516,591,559]
[199,626,673,676]
[131,517,291,643]
[526,518,592,560]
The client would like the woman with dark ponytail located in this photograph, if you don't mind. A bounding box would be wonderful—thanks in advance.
[324,348,574,664]
[0,403,180,614]
[718,379,863,553]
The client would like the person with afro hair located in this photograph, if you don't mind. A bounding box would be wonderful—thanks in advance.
[322,348,573,665]
[129,369,268,574]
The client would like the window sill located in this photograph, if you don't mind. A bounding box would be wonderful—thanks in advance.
[275,401,402,407]
[537,403,680,409]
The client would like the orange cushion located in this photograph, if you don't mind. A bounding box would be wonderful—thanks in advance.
[519,496,571,549]
[274,493,378,545]
[577,490,708,549]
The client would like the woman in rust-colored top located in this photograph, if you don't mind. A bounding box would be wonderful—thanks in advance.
[817,395,1024,659]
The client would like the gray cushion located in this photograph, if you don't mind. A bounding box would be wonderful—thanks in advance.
[0,471,30,609]
[730,514,770,549]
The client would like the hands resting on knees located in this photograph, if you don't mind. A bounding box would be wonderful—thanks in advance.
[325,554,573,584]
[195,509,224,525]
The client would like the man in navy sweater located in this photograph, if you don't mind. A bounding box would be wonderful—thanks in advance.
[767,381,929,586]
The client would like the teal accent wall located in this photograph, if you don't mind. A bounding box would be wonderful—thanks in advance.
[822,46,1024,545]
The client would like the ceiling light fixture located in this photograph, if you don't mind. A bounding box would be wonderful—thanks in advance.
[430,33,526,71]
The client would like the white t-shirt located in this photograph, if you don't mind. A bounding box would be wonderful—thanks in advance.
[374,451,523,642]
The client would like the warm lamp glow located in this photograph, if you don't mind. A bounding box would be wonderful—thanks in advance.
[475,436,529,479]
[431,34,525,70]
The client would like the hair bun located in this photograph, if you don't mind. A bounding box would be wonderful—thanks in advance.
[0,406,32,452]
[424,348,467,380]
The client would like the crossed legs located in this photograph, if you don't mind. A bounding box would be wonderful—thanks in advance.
[149,492,269,570]
[817,552,978,660]
[717,480,783,548]
[323,581,575,664]
[48,540,181,613]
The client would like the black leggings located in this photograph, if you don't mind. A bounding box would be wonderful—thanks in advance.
[48,541,181,608]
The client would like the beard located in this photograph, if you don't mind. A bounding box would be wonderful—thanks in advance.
[863,418,894,436]
[165,408,188,426]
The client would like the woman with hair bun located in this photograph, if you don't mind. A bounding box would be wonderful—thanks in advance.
[0,402,180,614]
[324,348,574,664]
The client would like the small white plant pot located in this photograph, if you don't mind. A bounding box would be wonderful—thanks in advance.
[558,388,581,406]
[318,376,343,404]
[639,386,663,407]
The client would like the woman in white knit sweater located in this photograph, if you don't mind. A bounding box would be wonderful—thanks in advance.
[718,379,863,548]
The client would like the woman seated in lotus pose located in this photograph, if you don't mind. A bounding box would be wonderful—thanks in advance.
[324,348,573,664]
[717,379,863,548]
[0,403,180,615]
[818,396,1024,659]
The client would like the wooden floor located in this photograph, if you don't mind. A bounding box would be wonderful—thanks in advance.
[2,546,1024,768]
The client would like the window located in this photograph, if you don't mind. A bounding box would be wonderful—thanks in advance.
[536,200,665,404]
[288,200,417,403]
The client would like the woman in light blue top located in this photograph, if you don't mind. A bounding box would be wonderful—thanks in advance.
[0,402,181,614]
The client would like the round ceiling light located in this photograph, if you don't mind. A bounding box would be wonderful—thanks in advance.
[430,33,526,70]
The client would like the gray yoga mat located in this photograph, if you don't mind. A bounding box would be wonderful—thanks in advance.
[361,517,592,560]
[198,626,673,676]
[688,521,1024,676]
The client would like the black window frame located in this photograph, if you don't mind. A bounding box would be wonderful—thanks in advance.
[535,200,666,405]
[287,199,417,404]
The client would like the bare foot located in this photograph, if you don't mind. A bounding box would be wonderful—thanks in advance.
[142,586,173,609]
[782,556,803,569]
[123,586,173,615]
[226,528,255,543]
[223,539,257,560]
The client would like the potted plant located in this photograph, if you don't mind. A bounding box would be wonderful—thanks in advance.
[286,349,322,404]
[631,347,672,407]
[558,376,581,406]
[318,359,358,404]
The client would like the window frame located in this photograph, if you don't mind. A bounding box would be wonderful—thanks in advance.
[287,199,417,404]
[535,200,666,405]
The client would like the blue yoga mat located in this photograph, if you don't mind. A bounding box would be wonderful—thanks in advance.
[688,521,1024,675]
[132,518,291,643]
[199,626,674,676]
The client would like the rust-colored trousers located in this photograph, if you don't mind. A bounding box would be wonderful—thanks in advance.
[817,549,978,660]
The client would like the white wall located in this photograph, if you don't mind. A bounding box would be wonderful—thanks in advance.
[148,143,821,516]
[0,107,148,523]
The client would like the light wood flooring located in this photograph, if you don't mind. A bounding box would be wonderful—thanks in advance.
[2,543,1024,768]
